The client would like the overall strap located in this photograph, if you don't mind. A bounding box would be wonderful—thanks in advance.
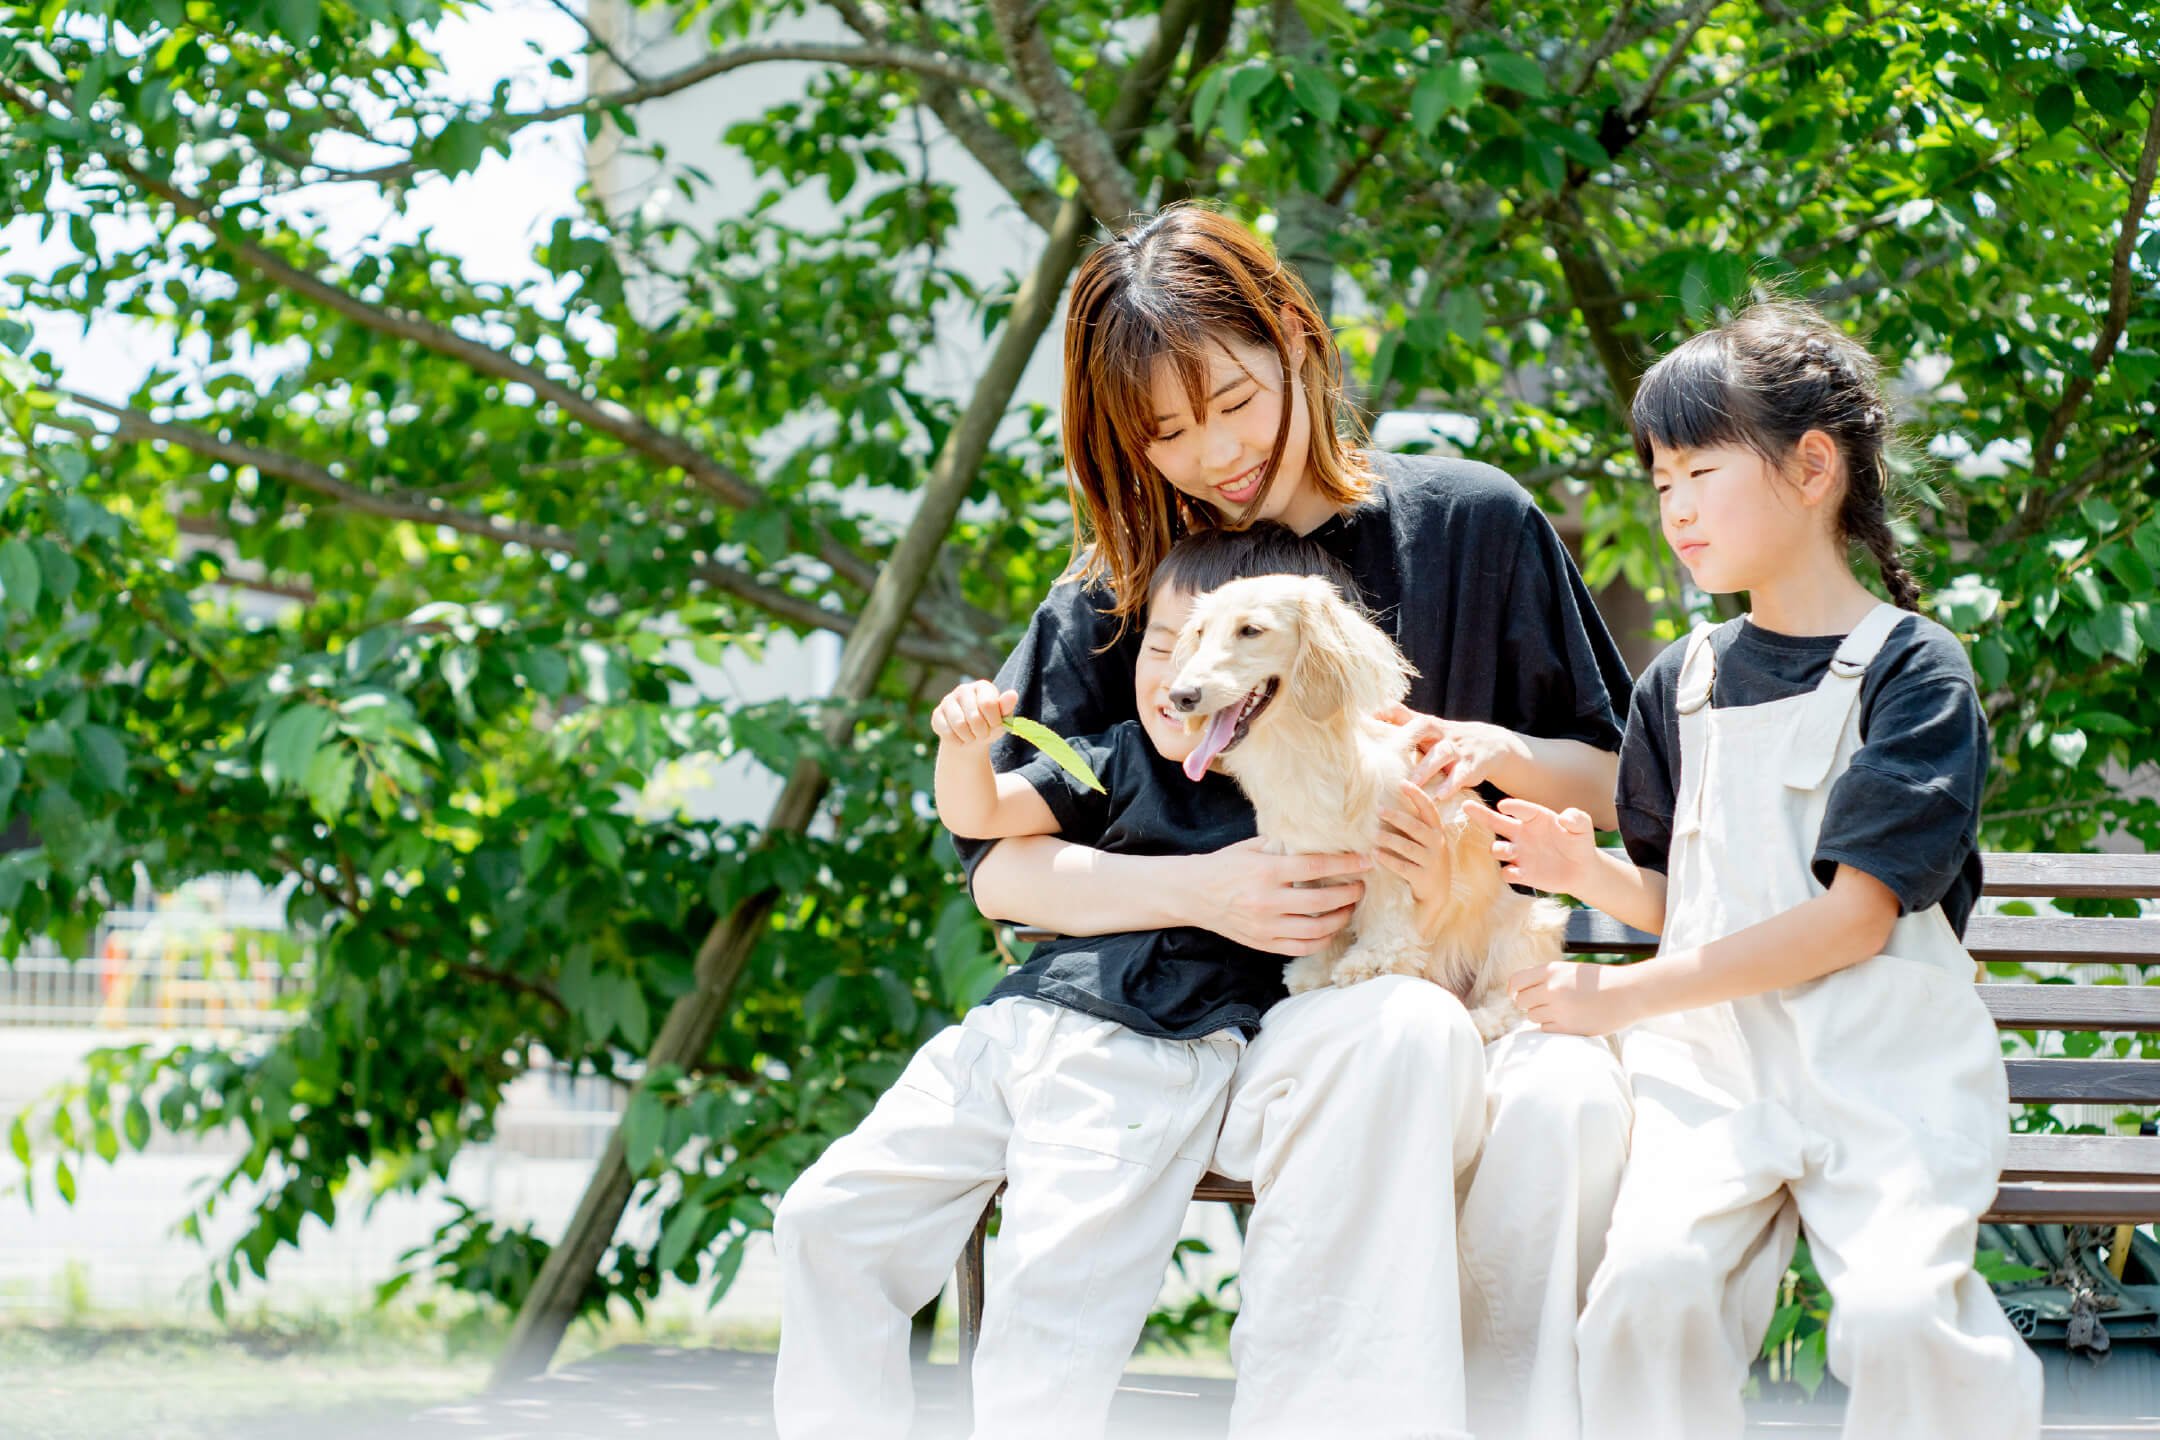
[1782,603,1909,792]
[1671,621,1724,839]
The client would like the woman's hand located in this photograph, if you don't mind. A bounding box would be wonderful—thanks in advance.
[1377,704,1530,801]
[1464,796,1597,894]
[1509,960,1642,1036]
[1376,780,1453,931]
[1179,837,1370,957]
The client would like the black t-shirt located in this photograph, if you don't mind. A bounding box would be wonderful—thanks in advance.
[984,721,1281,1039]
[1617,612,1990,934]
[958,452,1636,1035]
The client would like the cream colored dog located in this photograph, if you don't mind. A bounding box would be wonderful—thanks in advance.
[1167,574,1562,1040]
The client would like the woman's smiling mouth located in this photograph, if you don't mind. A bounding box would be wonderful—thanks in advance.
[1217,464,1264,505]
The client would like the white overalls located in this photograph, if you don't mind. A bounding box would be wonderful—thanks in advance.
[1577,605,2043,1440]
[772,995,1242,1440]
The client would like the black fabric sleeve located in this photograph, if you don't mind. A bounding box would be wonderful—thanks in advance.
[952,581,1130,897]
[1615,639,1686,875]
[1496,507,1634,751]
[1811,622,1989,915]
[1006,726,1126,846]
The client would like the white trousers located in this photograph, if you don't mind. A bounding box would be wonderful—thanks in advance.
[1579,958,2044,1440]
[771,996,1241,1440]
[1211,976,1632,1440]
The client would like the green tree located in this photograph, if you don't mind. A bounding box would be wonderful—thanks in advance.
[0,0,2152,1384]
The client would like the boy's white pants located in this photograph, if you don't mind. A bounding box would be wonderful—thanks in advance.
[771,995,1241,1440]
[1210,975,1632,1440]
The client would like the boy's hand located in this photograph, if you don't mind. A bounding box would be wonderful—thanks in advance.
[1464,796,1596,894]
[933,680,1018,747]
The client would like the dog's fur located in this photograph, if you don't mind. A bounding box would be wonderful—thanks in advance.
[1168,574,1563,1040]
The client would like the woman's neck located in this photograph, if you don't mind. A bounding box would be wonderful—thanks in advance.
[1276,466,1342,535]
[1743,542,1884,637]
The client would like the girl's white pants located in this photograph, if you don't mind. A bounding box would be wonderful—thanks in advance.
[1211,974,1633,1440]
[771,995,1241,1440]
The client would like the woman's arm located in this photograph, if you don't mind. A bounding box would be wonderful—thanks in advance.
[971,833,1370,957]
[1511,865,1901,1036]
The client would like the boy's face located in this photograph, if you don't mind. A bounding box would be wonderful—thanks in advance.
[1135,586,1206,765]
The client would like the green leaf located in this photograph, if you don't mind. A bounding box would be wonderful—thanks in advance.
[1292,0,1356,37]
[0,538,40,616]
[622,1091,664,1174]
[273,0,322,45]
[73,726,128,794]
[2035,83,2076,134]
[264,706,334,790]
[1285,63,1341,126]
[1974,1248,2046,1285]
[2077,67,2126,117]
[2048,728,2089,768]
[0,752,20,825]
[1480,52,1549,98]
[1412,58,1481,136]
[657,1185,711,1273]
[577,815,626,870]
[302,743,358,822]
[1191,67,1230,132]
[1001,717,1105,794]
[124,1097,150,1149]
[9,1112,28,1167]
[54,1157,75,1205]
[33,541,78,604]
[704,1235,748,1308]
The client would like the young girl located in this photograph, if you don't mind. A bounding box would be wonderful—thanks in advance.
[963,203,1637,1440]
[1478,301,2043,1437]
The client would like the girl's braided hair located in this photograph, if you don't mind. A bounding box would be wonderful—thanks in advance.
[1631,301,1920,611]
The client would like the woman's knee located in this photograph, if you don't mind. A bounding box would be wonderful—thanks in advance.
[1491,1035,1632,1157]
[1584,1240,1725,1343]
[1824,1276,1947,1364]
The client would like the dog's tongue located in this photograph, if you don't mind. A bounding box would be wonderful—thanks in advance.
[1182,704,1241,782]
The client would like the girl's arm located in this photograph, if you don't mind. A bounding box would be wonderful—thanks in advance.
[1463,797,1667,935]
[970,833,1370,956]
[933,682,1059,840]
[1383,707,1621,831]
[1511,865,1900,1036]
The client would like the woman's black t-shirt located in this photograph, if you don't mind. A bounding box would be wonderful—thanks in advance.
[960,451,1636,1038]
[1617,612,1990,935]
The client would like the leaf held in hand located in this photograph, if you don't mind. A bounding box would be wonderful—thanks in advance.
[1002,716,1106,794]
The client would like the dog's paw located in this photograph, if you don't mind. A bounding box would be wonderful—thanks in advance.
[1468,996,1530,1044]
[1282,954,1331,995]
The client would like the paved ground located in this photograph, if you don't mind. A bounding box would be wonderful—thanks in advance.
[215,1345,2160,1439]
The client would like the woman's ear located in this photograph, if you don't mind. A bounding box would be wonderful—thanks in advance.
[1793,429,1842,508]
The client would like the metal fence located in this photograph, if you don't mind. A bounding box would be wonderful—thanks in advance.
[0,909,311,1032]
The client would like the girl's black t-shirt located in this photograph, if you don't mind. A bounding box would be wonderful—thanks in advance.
[1617,613,1990,934]
[960,452,1636,1039]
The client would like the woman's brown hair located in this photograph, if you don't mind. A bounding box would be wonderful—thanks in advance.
[1061,204,1373,628]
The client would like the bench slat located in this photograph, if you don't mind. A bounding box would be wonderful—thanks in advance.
[1561,912,2160,964]
[2002,1133,2160,1183]
[1982,852,2160,900]
[1984,1183,2160,1224]
[2005,1059,2160,1103]
[1982,985,2160,1032]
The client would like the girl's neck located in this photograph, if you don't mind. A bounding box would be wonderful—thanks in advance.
[1276,465,1343,536]
[1742,543,1884,637]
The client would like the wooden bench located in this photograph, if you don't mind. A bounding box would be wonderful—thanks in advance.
[955,851,2160,1388]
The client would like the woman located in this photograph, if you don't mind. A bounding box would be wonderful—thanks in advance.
[960,205,1635,1440]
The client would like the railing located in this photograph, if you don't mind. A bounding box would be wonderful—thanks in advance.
[1,909,311,1032]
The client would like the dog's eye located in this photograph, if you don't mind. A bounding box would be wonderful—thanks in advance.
[1237,624,1264,638]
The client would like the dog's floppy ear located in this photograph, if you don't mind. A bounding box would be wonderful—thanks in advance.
[1289,580,1412,722]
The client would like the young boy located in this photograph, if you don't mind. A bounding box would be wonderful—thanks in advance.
[771,524,1359,1440]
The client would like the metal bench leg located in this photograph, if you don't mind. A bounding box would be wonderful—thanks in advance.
[957,1194,993,1423]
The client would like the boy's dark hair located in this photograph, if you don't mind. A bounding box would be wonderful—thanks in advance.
[1148,521,1362,610]
[1630,300,1919,610]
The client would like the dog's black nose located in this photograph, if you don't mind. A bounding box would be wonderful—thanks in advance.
[1167,686,1201,713]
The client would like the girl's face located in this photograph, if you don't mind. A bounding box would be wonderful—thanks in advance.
[1649,440,1825,595]
[1144,332,1315,528]
[1134,586,1204,764]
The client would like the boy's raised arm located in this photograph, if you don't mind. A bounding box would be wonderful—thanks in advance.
[933,680,1060,841]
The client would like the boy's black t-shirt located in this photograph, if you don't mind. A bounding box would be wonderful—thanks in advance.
[984,721,1280,1039]
[1617,612,1990,935]
[958,452,1637,1037]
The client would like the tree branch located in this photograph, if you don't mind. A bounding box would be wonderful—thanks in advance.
[985,0,1144,225]
[1807,242,1963,306]
[2032,96,2160,482]
[58,392,978,669]
[825,0,1061,230]
[524,39,1038,122]
[546,0,647,86]
[1627,0,1723,121]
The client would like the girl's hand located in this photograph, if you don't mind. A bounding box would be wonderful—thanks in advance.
[932,680,1018,747]
[1509,961,1640,1036]
[1464,796,1597,894]
[1376,780,1452,920]
[1377,704,1530,801]
[1181,838,1370,957]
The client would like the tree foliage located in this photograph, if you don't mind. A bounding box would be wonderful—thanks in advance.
[0,0,2154,1337]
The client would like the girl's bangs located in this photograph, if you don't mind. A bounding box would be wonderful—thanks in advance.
[1090,302,1222,468]
[1630,332,1757,468]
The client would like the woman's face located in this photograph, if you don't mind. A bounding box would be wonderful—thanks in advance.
[1143,332,1315,528]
